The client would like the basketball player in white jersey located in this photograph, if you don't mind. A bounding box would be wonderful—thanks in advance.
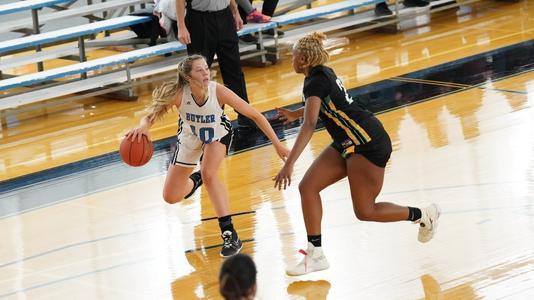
[126,54,289,257]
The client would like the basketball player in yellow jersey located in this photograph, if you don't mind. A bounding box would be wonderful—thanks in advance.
[126,54,289,257]
[274,32,440,275]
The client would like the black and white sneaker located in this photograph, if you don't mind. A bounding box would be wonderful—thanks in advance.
[220,230,243,257]
[184,171,202,199]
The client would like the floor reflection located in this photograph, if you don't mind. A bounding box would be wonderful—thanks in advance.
[171,251,223,299]
[420,274,477,300]
[287,280,331,300]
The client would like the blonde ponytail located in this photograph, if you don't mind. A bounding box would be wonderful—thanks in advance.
[146,80,176,122]
[146,54,206,121]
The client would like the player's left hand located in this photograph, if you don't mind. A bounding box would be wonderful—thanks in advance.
[274,162,294,190]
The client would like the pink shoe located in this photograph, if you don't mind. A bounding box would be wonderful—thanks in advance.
[246,9,271,23]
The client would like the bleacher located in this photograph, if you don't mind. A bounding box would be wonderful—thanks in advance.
[0,18,276,109]
[1,0,149,34]
[0,0,72,16]
[0,0,478,113]
[0,15,151,55]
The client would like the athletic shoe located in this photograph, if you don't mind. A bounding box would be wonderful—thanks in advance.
[220,231,243,257]
[286,242,329,276]
[184,171,202,199]
[263,28,285,37]
[246,9,271,23]
[239,34,258,44]
[417,203,440,243]
[375,3,393,16]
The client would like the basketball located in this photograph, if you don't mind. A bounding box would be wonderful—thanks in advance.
[119,135,153,166]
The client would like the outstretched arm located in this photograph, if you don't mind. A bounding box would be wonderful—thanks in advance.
[216,83,289,160]
[273,96,321,190]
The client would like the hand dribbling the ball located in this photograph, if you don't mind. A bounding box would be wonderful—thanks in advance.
[125,124,150,143]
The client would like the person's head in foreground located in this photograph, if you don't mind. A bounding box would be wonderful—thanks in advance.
[219,254,257,300]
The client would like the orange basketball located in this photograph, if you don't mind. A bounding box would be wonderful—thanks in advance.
[120,135,153,167]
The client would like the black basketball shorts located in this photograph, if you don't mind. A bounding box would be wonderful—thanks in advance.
[331,115,392,168]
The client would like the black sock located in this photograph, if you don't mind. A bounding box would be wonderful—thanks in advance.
[407,207,422,221]
[307,235,321,247]
[218,215,235,233]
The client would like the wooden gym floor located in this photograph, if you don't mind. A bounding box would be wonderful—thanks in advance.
[0,0,533,299]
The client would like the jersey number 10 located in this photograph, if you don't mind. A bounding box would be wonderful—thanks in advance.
[190,125,215,143]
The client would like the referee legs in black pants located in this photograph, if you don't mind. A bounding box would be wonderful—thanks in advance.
[184,6,255,132]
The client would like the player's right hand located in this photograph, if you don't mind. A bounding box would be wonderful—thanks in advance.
[125,126,149,143]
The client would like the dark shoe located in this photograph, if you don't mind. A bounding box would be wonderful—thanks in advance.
[239,34,258,44]
[263,28,284,37]
[184,171,202,199]
[220,230,243,257]
[375,3,393,16]
[404,0,429,7]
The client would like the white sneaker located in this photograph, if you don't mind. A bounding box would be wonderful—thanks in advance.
[286,242,330,276]
[417,203,441,243]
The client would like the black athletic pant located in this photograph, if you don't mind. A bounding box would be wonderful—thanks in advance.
[185,6,250,108]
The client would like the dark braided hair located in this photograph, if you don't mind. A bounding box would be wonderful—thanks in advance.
[219,254,257,300]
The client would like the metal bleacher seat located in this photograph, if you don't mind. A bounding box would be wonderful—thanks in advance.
[0,0,471,113]
[0,0,152,75]
[0,0,76,72]
[1,0,150,35]
[0,15,151,85]
[0,41,186,110]
[0,20,277,110]
[0,0,72,16]
[0,0,400,111]
[259,0,465,59]
[0,15,150,56]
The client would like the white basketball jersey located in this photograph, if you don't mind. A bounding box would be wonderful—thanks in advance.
[177,81,232,143]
